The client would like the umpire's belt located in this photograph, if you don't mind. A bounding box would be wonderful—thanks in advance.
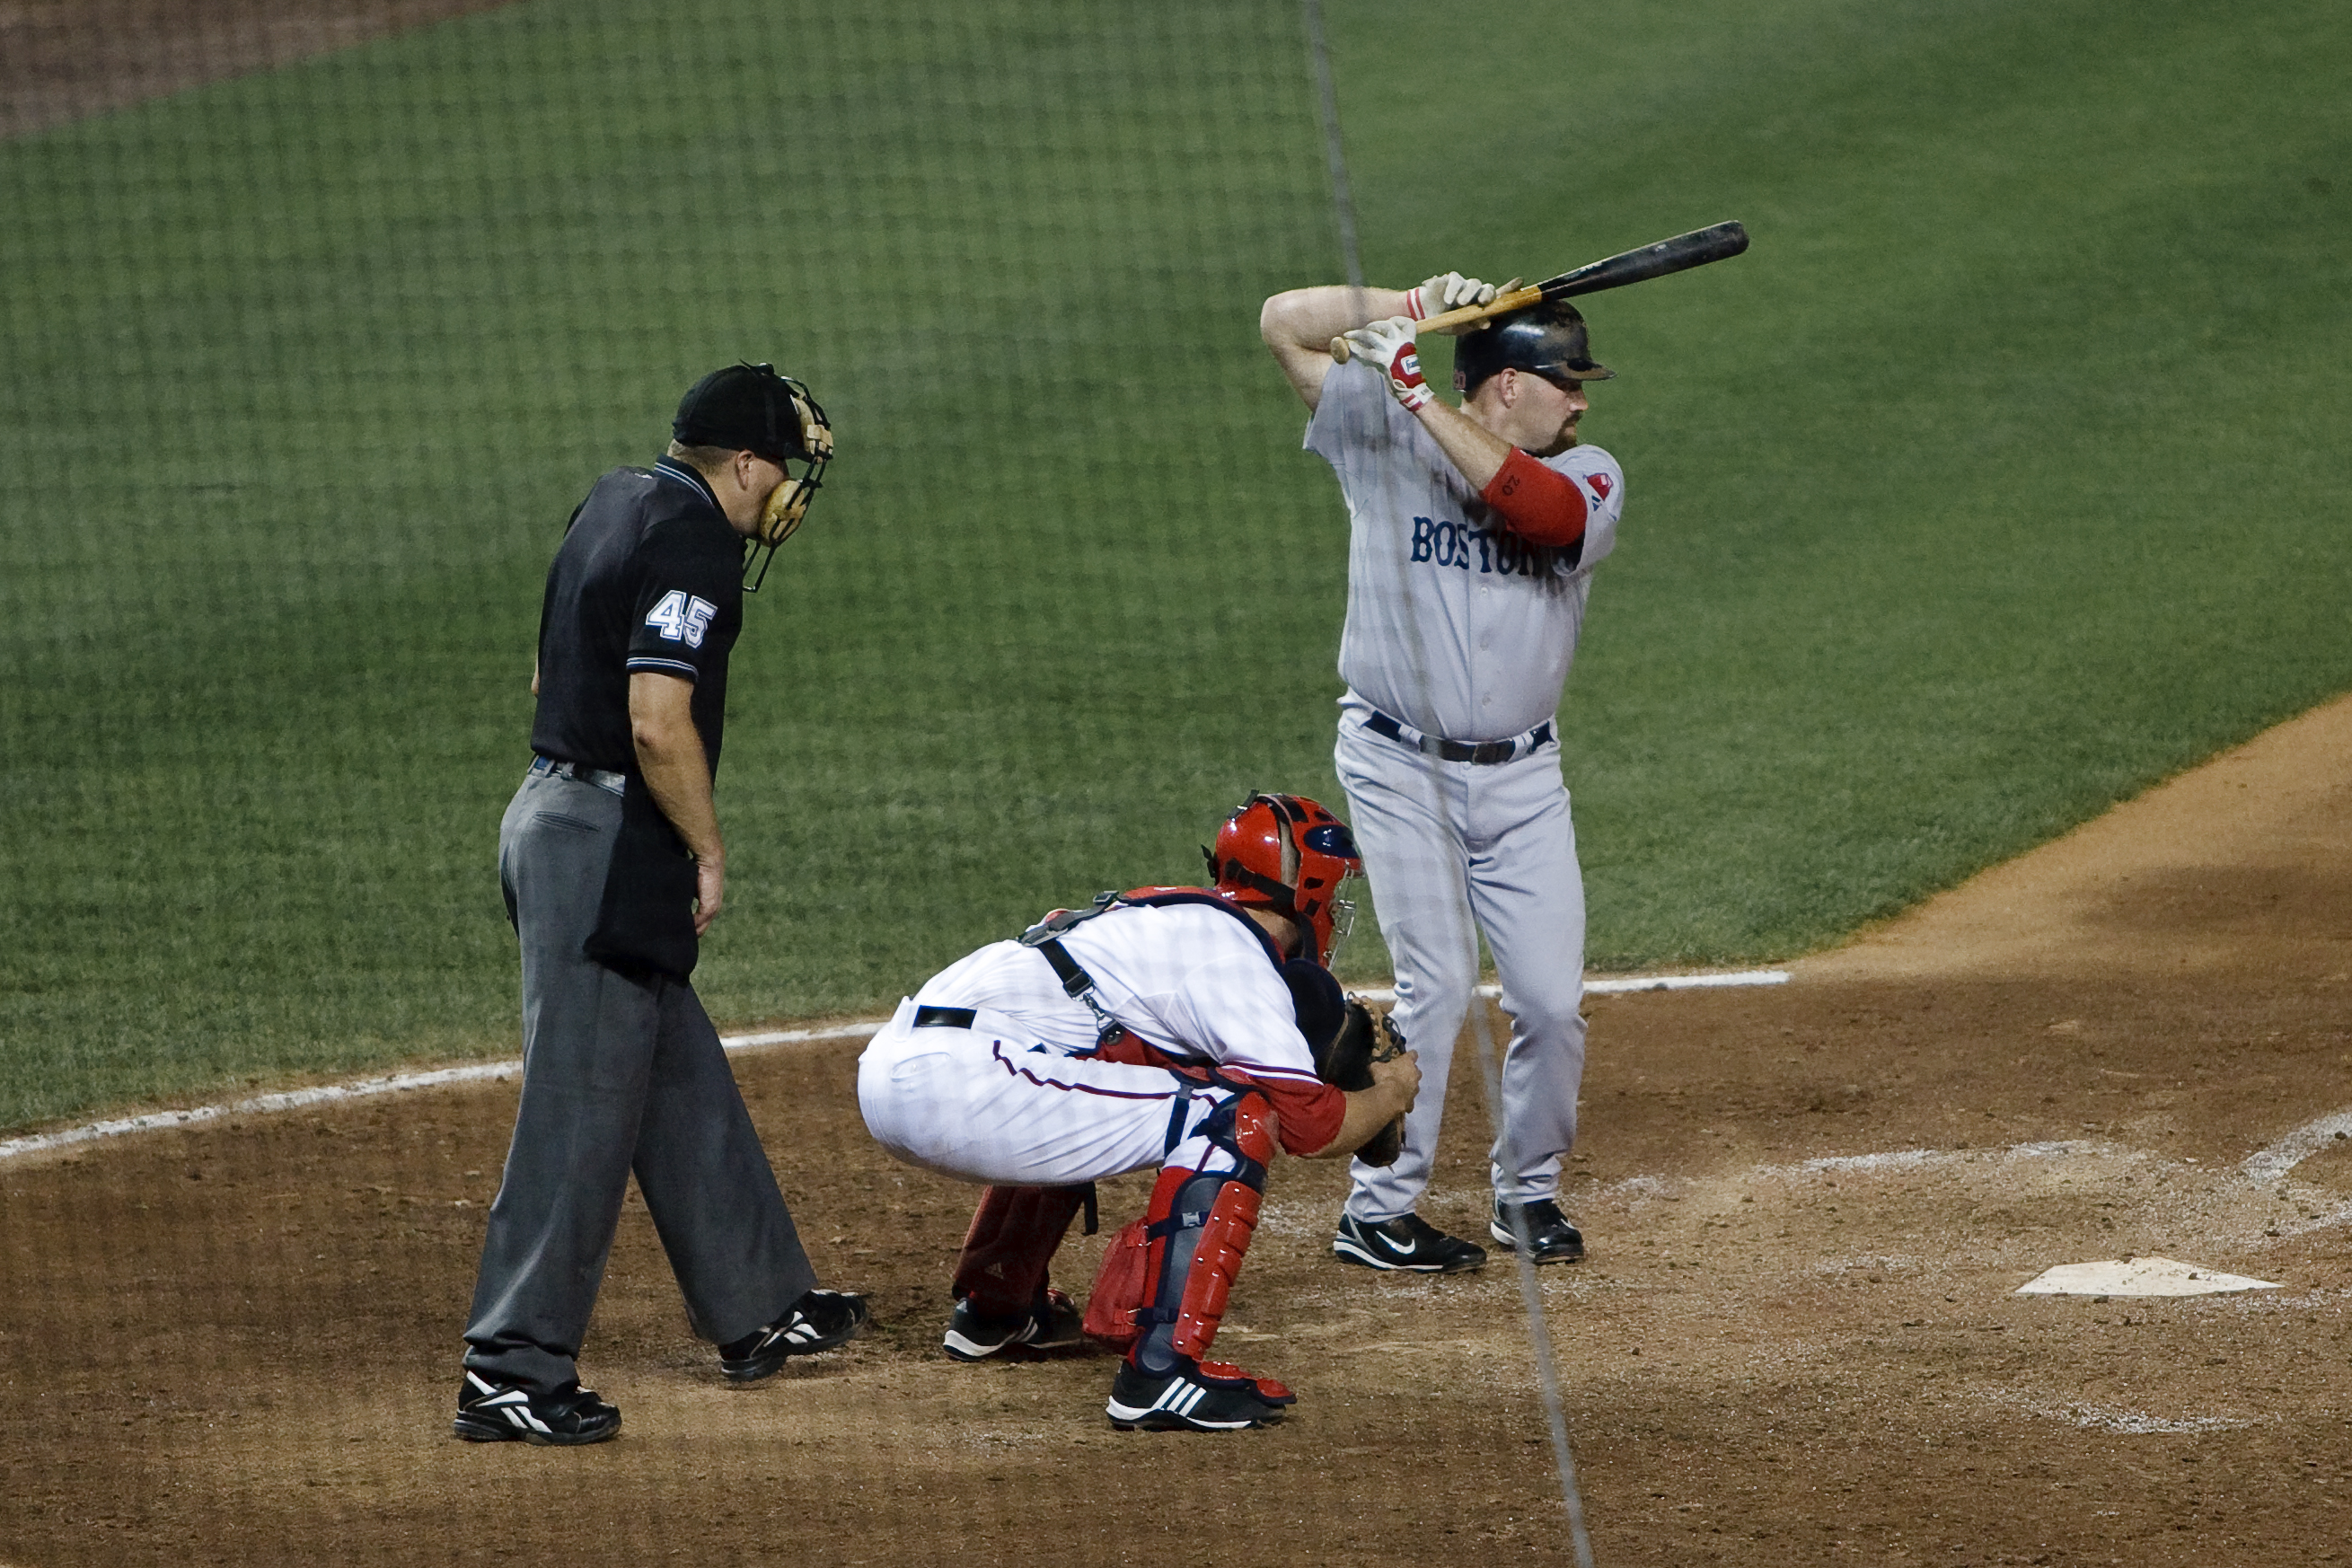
[1363,710,1553,765]
[530,754,627,795]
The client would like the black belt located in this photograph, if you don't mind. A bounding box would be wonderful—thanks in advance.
[530,754,627,793]
[912,1005,976,1029]
[1364,710,1554,765]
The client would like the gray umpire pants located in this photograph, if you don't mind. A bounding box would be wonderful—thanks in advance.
[462,768,816,1396]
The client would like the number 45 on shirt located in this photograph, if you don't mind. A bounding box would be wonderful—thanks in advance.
[645,590,718,648]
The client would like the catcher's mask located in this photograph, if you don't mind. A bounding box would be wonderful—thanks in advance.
[1452,300,1614,397]
[673,361,834,591]
[1202,792,1363,968]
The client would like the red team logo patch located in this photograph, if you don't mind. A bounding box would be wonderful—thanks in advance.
[1585,472,1613,501]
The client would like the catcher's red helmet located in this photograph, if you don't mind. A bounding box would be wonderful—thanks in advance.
[1203,793,1363,967]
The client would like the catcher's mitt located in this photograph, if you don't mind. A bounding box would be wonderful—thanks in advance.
[1311,999,1407,1167]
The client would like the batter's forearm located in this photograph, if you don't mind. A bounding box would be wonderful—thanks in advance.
[1259,285,1414,353]
[1414,397,1514,490]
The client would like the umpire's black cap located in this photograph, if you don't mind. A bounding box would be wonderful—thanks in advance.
[673,362,811,463]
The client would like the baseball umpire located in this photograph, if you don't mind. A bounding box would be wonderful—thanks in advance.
[1258,275,1625,1274]
[857,793,1422,1431]
[454,363,865,1446]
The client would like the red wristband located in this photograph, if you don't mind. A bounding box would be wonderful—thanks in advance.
[1402,286,1427,322]
[1480,447,1587,547]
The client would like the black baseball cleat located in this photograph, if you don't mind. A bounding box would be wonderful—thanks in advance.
[719,1288,869,1381]
[453,1370,621,1446]
[942,1287,1086,1362]
[1332,1211,1488,1273]
[1106,1358,1287,1432]
[1491,1195,1586,1264]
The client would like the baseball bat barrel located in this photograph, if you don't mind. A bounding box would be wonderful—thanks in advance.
[1537,220,1749,302]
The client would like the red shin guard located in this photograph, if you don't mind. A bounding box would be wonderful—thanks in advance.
[1126,1094,1291,1401]
[1166,1178,1260,1361]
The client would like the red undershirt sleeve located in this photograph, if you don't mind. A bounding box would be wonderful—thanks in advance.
[1252,1075,1347,1158]
[1480,446,1588,547]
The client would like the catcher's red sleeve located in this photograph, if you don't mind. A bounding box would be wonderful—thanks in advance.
[1249,1074,1345,1158]
[1088,1035,1345,1156]
[1481,446,1586,546]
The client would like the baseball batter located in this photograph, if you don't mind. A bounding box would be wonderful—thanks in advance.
[857,794,1421,1431]
[1259,275,1625,1273]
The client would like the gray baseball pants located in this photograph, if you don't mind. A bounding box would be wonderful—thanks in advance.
[462,768,815,1396]
[1334,719,1588,1220]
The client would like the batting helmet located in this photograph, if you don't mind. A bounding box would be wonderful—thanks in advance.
[1452,301,1614,396]
[1203,793,1363,967]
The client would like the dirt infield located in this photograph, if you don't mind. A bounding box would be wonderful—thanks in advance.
[5,694,2349,1566]
[13,10,2350,1565]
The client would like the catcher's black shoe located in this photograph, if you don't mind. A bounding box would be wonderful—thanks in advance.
[1106,1358,1287,1432]
[1491,1195,1586,1264]
[942,1287,1086,1362]
[719,1289,869,1381]
[1332,1211,1487,1273]
[453,1370,621,1446]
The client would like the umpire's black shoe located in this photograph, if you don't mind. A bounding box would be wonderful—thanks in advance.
[453,1370,621,1446]
[1491,1195,1586,1264]
[719,1289,869,1381]
[943,1287,1086,1362]
[1332,1211,1488,1273]
[1106,1358,1286,1432]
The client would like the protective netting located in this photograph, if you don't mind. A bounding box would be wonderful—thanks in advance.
[0,0,1369,1125]
[5,0,1448,1553]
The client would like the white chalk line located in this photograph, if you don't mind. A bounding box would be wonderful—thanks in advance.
[0,1020,885,1164]
[1759,1123,2352,1245]
[1747,1106,2352,1192]
[1348,970,1790,1006]
[0,970,1788,1166]
[1986,1388,2261,1436]
[2238,1108,2352,1185]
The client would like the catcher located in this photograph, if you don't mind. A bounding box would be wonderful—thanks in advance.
[857,793,1418,1431]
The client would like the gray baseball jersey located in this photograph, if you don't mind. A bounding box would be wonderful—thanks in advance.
[1305,360,1625,742]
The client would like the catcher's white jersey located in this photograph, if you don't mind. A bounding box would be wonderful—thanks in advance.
[1306,359,1624,743]
[859,900,1339,1189]
[910,901,1324,1088]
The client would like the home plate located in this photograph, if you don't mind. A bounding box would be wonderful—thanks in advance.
[2015,1255,2282,1297]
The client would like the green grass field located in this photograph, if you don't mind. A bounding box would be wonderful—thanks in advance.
[2,0,2346,1130]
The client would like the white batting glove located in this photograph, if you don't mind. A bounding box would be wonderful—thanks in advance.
[1405,270,1499,324]
[1341,315,1432,412]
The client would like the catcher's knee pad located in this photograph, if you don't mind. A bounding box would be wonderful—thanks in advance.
[1132,1092,1273,1374]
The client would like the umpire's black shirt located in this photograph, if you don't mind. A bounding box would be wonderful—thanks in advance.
[529,456,744,777]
